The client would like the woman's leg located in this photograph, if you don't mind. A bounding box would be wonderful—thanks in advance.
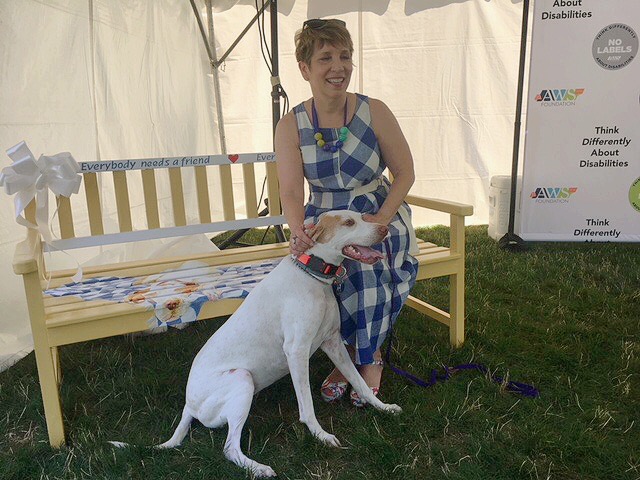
[356,348,384,388]
[320,345,356,401]
[323,346,384,387]
[350,349,384,407]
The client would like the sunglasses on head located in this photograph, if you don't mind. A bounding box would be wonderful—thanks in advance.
[303,18,346,29]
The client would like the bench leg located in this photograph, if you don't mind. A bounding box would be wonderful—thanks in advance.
[23,271,66,447]
[449,273,465,347]
[33,345,66,447]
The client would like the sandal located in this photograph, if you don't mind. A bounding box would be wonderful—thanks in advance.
[320,375,348,403]
[350,359,384,407]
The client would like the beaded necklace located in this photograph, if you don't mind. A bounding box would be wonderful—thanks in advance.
[311,98,349,153]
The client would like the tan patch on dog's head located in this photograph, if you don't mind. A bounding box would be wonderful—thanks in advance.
[311,214,339,244]
[312,213,358,244]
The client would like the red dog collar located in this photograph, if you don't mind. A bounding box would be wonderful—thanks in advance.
[295,253,346,280]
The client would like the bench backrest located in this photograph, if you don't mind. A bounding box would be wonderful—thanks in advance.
[44,152,283,251]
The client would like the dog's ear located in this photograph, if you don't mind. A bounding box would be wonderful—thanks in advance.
[311,215,339,243]
[308,223,324,242]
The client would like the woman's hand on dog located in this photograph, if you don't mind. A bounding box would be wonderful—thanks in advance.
[290,224,315,256]
[363,212,392,226]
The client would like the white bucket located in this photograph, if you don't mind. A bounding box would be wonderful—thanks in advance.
[488,175,521,241]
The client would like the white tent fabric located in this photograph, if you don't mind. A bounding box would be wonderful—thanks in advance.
[0,0,525,371]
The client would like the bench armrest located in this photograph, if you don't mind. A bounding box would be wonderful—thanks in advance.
[405,194,473,255]
[13,229,41,275]
[405,194,474,217]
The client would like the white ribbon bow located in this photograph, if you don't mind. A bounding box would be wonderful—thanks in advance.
[0,141,82,243]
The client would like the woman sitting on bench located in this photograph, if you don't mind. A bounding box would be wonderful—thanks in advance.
[275,18,419,407]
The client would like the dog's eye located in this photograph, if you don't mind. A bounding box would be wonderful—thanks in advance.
[343,219,355,227]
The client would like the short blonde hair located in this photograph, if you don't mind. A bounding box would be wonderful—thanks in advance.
[295,19,354,66]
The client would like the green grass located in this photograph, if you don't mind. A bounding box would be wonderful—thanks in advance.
[1,225,638,479]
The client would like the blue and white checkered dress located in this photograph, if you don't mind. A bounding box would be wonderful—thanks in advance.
[294,94,418,365]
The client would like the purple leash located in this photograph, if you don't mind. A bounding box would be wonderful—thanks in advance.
[381,239,539,399]
[383,326,539,398]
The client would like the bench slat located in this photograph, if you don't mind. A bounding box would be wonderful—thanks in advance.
[43,216,286,253]
[219,165,235,220]
[56,196,75,239]
[46,299,245,347]
[416,255,461,280]
[265,162,281,216]
[45,295,94,307]
[46,301,150,328]
[168,168,187,226]
[112,171,133,232]
[243,163,259,218]
[46,297,245,329]
[415,246,450,257]
[141,170,161,229]
[46,298,117,315]
[195,166,212,224]
[47,310,159,346]
[83,172,104,235]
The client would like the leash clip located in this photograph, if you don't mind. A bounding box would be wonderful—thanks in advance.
[333,265,347,291]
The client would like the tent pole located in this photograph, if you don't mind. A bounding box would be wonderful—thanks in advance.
[205,0,228,154]
[498,0,529,251]
[270,0,280,143]
[269,0,286,242]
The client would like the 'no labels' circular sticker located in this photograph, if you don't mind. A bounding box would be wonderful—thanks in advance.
[593,23,638,70]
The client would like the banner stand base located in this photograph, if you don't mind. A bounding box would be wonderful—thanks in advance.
[498,232,527,252]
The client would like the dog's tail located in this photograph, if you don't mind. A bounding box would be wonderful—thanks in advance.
[155,406,193,449]
[108,406,193,450]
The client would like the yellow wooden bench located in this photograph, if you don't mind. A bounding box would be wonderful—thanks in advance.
[11,151,472,448]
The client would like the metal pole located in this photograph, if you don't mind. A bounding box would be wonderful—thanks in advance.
[270,0,281,142]
[205,0,228,154]
[498,0,529,251]
[269,0,286,242]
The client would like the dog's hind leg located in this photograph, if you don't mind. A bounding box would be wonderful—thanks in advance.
[215,369,276,478]
[321,332,402,414]
[155,406,193,449]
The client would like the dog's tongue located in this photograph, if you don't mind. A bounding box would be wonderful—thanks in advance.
[342,245,385,264]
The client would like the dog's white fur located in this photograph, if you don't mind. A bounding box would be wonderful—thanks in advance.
[113,210,401,477]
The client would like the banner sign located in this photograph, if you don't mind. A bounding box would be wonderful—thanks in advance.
[79,152,276,173]
[520,0,639,242]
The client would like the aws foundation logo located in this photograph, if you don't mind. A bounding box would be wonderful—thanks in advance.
[530,187,578,204]
[535,88,585,107]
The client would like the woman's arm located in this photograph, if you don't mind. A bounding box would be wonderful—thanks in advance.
[367,98,416,225]
[274,111,315,254]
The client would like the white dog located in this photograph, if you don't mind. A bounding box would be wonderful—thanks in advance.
[112,210,402,477]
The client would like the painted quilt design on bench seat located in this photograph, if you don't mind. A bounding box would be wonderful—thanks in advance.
[45,258,283,327]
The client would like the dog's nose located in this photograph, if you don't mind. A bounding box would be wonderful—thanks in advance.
[377,225,389,236]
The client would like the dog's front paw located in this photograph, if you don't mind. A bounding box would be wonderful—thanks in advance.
[252,464,277,478]
[316,431,342,448]
[383,403,402,415]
